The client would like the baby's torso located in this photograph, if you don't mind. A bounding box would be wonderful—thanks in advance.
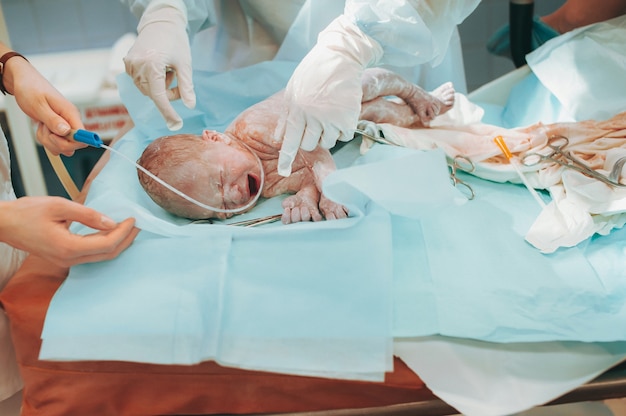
[225,91,314,196]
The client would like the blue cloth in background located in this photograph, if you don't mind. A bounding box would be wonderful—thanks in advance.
[487,16,559,60]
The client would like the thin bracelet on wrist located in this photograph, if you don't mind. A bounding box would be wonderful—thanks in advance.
[0,51,29,96]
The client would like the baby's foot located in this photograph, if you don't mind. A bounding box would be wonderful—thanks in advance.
[404,82,456,126]
[430,82,455,115]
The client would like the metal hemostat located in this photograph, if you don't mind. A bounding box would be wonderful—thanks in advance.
[523,135,626,187]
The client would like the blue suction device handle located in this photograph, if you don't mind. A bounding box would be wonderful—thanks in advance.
[72,129,103,148]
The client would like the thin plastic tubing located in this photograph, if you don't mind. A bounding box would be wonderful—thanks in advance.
[101,143,265,215]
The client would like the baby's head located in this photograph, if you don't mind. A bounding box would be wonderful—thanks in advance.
[137,130,263,220]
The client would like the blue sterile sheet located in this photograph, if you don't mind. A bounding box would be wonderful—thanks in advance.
[39,61,461,380]
[40,60,626,379]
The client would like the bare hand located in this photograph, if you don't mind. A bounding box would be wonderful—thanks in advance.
[5,55,87,156]
[0,197,139,267]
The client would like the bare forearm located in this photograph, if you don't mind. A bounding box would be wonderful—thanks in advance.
[542,0,626,33]
[0,42,29,96]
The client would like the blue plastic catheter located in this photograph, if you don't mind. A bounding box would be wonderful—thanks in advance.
[70,129,104,148]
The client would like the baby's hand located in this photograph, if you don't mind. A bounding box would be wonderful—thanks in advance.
[281,186,348,224]
[281,186,323,224]
[319,194,348,221]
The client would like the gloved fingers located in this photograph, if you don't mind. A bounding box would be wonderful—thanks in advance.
[124,51,156,97]
[337,131,352,143]
[319,124,343,148]
[300,122,324,151]
[166,86,182,102]
[277,148,296,178]
[151,88,183,131]
[164,65,196,110]
[274,108,287,141]
[173,62,196,110]
[164,69,180,101]
[145,69,183,130]
[277,112,305,177]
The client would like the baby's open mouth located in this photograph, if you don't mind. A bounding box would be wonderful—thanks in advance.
[248,174,260,197]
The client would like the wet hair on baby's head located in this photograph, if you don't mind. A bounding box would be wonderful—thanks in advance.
[137,134,204,170]
[136,134,220,219]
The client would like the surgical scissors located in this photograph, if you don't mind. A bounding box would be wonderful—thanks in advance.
[448,155,475,200]
[522,135,626,187]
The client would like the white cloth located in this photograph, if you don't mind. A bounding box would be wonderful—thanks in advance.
[526,15,626,123]
[363,106,626,253]
[0,130,27,401]
[395,337,626,416]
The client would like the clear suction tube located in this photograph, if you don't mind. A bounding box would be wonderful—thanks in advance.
[101,143,265,215]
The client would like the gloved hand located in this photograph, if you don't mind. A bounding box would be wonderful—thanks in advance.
[486,16,559,60]
[276,15,383,177]
[123,0,195,130]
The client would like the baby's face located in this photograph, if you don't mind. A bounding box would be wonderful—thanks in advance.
[199,130,263,215]
[137,131,262,219]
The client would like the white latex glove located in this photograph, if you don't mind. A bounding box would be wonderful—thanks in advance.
[276,15,383,177]
[123,0,195,130]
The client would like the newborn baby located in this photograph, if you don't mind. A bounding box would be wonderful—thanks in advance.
[137,68,455,224]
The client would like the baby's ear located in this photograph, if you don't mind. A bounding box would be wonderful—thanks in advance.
[202,130,231,144]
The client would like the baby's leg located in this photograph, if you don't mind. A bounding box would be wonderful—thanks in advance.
[391,81,455,127]
[360,98,419,127]
[361,68,455,126]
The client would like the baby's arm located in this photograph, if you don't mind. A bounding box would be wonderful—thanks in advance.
[361,68,455,126]
[282,147,348,224]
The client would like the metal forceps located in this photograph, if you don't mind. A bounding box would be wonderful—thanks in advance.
[522,135,626,187]
[448,155,475,200]
[227,214,282,227]
[191,213,282,227]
